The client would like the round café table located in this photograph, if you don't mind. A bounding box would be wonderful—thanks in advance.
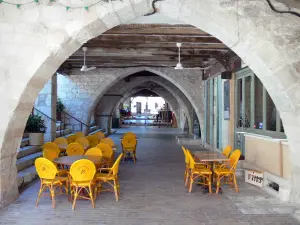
[54,155,109,166]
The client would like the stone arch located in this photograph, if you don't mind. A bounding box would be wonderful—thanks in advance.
[93,74,194,133]
[1,0,300,206]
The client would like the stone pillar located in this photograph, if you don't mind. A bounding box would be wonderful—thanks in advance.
[35,74,57,142]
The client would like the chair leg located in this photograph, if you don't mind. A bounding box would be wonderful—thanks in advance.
[36,183,45,207]
[188,175,194,193]
[50,185,56,209]
[89,185,95,208]
[216,175,220,194]
[233,174,239,192]
[184,169,189,187]
[208,175,212,194]
[113,180,119,201]
[72,186,79,210]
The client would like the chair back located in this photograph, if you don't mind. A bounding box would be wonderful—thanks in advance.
[110,153,123,176]
[124,132,136,140]
[67,134,77,144]
[185,149,196,169]
[121,137,137,150]
[86,135,99,147]
[54,137,68,146]
[70,159,96,182]
[75,131,85,138]
[35,158,58,180]
[96,143,113,158]
[181,146,189,165]
[85,147,103,157]
[222,145,232,158]
[95,131,105,140]
[75,137,89,149]
[43,142,59,152]
[66,143,85,156]
[43,148,60,161]
[100,137,115,147]
[229,149,241,170]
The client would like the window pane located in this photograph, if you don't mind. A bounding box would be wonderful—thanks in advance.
[266,91,276,131]
[244,76,251,128]
[254,77,263,129]
[236,79,243,128]
[206,81,211,143]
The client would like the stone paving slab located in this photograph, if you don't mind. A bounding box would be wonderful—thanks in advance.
[0,127,300,225]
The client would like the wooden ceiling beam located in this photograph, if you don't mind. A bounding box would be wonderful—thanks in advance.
[83,42,228,49]
[88,34,222,44]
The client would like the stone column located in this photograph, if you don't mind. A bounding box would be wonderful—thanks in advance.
[35,74,57,142]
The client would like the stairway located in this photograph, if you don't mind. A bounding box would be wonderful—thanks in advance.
[17,121,71,190]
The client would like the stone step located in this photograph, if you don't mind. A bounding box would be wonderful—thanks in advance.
[20,137,30,148]
[89,125,99,133]
[56,127,72,137]
[17,146,42,159]
[23,133,29,139]
[88,128,105,136]
[18,165,38,190]
[16,152,42,172]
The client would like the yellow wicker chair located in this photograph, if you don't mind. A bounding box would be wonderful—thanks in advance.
[74,131,85,138]
[66,143,85,156]
[95,153,123,201]
[69,159,96,210]
[35,158,68,209]
[43,148,60,162]
[87,135,99,147]
[94,131,105,140]
[186,149,212,193]
[43,142,59,152]
[54,137,68,146]
[85,147,103,157]
[123,132,136,140]
[100,137,115,148]
[75,137,89,149]
[121,137,137,163]
[214,149,241,194]
[96,143,114,166]
[66,134,77,144]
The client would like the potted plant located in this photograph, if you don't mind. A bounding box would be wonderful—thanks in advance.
[56,98,65,121]
[25,114,46,146]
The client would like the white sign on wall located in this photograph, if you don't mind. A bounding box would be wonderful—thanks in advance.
[245,169,264,187]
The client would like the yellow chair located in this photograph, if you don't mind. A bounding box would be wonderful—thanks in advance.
[181,146,193,187]
[35,158,68,209]
[43,148,60,162]
[123,132,136,140]
[100,137,115,148]
[85,147,103,157]
[214,149,241,194]
[75,137,89,149]
[54,137,68,146]
[222,145,233,157]
[121,137,137,163]
[186,149,212,193]
[94,131,105,140]
[43,142,59,152]
[69,159,96,210]
[96,143,114,166]
[75,131,85,138]
[66,143,85,156]
[87,135,99,147]
[66,134,77,144]
[95,153,123,201]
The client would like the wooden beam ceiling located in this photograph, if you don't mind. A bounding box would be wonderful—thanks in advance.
[61,24,232,71]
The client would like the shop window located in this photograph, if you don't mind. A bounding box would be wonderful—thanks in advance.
[254,77,263,129]
[266,92,276,131]
[244,76,251,128]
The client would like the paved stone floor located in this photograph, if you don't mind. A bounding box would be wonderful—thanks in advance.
[1,127,300,225]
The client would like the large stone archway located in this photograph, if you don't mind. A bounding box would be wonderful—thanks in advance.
[1,0,300,206]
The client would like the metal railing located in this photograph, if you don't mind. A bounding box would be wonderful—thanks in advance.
[61,111,90,133]
[32,108,90,137]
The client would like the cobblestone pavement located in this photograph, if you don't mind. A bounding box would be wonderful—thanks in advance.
[1,127,299,225]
